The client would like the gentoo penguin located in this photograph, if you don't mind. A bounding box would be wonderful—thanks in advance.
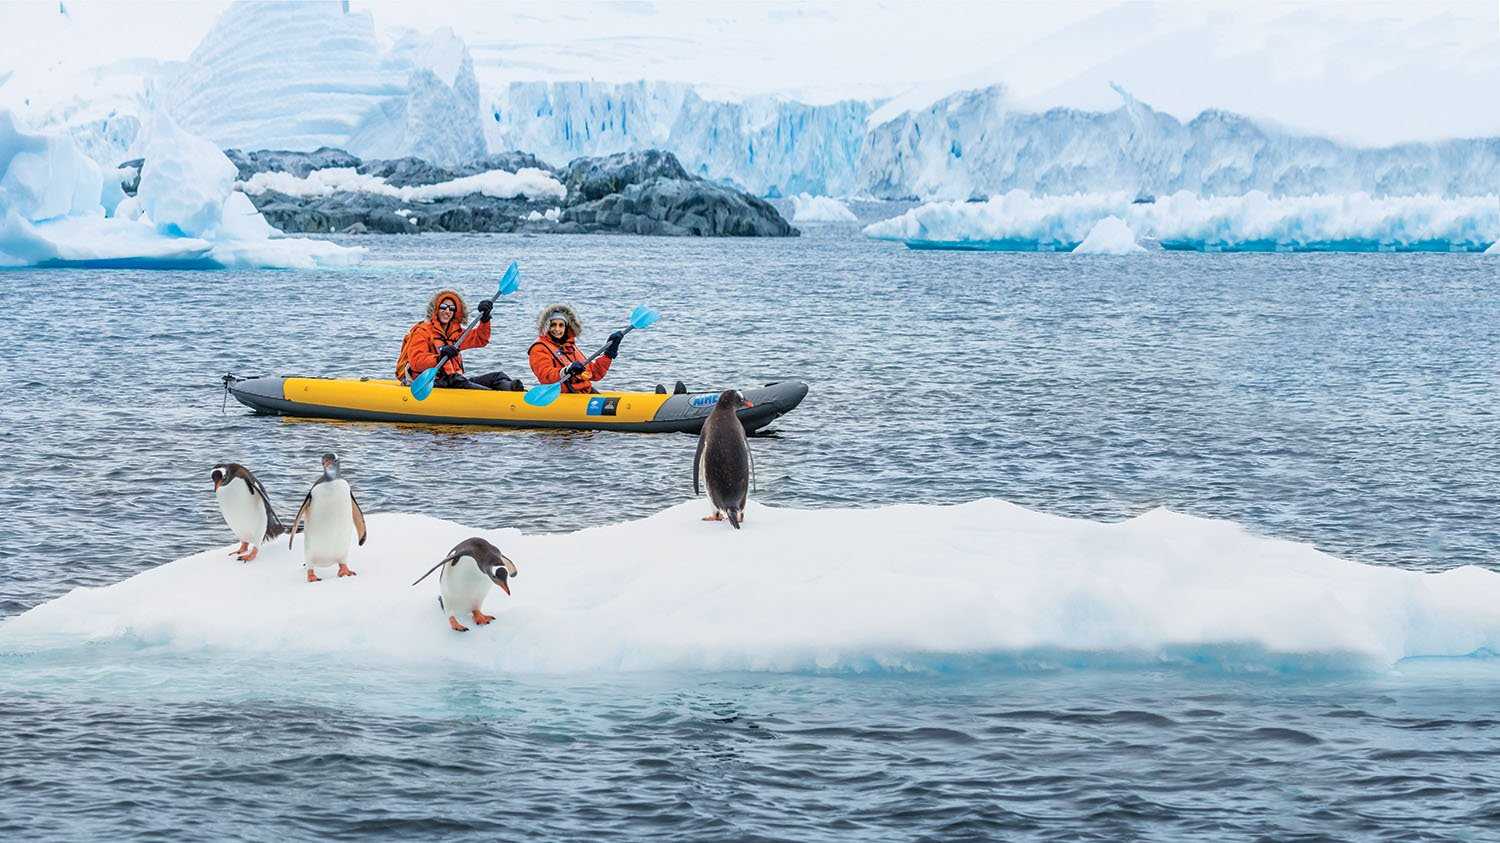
[694,389,754,529]
[289,453,367,582]
[211,463,287,561]
[411,537,518,632]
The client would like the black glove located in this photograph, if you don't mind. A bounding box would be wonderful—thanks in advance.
[603,330,624,359]
[477,299,493,323]
[561,361,586,379]
[437,344,461,361]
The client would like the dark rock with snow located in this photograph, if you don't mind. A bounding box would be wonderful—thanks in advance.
[223,147,361,181]
[561,177,797,237]
[560,150,690,203]
[115,145,796,236]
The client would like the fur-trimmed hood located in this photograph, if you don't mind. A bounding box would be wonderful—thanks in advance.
[426,289,468,325]
[536,303,583,338]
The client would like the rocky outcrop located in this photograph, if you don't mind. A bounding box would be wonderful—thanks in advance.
[116,147,797,237]
[559,177,796,236]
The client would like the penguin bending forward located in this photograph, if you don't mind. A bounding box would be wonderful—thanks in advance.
[211,463,288,562]
[694,389,754,529]
[412,537,518,632]
[289,453,367,582]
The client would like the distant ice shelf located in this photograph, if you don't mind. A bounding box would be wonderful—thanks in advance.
[865,191,1500,253]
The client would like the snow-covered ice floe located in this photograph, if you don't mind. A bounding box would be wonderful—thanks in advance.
[0,110,361,269]
[239,166,565,202]
[865,190,1500,253]
[4,500,1500,674]
[789,193,857,223]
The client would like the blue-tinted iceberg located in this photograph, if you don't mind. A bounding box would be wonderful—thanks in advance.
[789,193,857,223]
[0,111,362,269]
[1073,215,1145,254]
[866,190,1500,253]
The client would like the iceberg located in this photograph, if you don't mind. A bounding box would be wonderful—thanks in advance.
[4,499,1500,674]
[790,193,857,223]
[1488,240,1499,254]
[1073,215,1145,254]
[866,190,1500,253]
[239,166,565,202]
[0,110,361,269]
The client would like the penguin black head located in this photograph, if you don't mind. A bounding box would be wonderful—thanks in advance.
[211,463,242,490]
[321,453,339,479]
[715,389,752,411]
[484,552,519,596]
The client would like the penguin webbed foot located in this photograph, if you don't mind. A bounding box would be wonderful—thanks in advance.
[230,541,249,558]
[337,564,357,578]
[702,511,724,522]
[448,616,469,632]
[306,568,321,583]
[238,545,260,562]
[472,610,495,625]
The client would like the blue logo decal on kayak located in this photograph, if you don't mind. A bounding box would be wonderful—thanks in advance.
[690,394,719,408]
[586,397,619,416]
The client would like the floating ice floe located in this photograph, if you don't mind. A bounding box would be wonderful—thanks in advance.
[865,190,1500,253]
[239,166,566,202]
[4,499,1499,674]
[1072,215,1145,254]
[790,193,857,223]
[0,111,362,269]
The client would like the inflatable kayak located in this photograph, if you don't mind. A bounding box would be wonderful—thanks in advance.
[224,375,808,434]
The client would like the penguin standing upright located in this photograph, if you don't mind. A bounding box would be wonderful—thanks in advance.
[412,537,519,632]
[211,463,287,561]
[289,453,367,582]
[694,389,754,529]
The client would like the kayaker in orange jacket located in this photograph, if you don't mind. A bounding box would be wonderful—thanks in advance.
[528,304,622,394]
[396,289,524,390]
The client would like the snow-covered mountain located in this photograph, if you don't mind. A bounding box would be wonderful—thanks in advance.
[486,81,873,196]
[160,1,484,167]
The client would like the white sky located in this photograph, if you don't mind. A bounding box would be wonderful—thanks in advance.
[1,0,1496,145]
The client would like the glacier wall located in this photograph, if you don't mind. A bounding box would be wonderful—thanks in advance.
[158,1,485,167]
[486,81,873,196]
[491,82,1500,201]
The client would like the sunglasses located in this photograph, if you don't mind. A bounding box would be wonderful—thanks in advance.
[438,303,456,311]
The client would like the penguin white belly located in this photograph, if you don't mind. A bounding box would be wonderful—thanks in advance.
[215,478,267,545]
[440,558,492,616]
[303,479,353,566]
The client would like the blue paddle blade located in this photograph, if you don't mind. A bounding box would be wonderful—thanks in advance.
[629,305,661,330]
[410,367,438,401]
[497,260,520,296]
[524,381,563,407]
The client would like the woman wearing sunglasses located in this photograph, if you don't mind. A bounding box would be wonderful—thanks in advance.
[395,289,524,391]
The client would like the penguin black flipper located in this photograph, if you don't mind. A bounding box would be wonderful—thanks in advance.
[288,491,312,549]
[411,550,463,586]
[350,494,368,546]
[246,469,288,541]
[693,430,707,496]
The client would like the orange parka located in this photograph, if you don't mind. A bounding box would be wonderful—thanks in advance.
[395,289,492,383]
[527,303,611,393]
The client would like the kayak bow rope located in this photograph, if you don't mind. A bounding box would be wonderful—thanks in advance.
[409,261,521,401]
[523,305,661,407]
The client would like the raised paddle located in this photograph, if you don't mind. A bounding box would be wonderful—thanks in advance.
[523,305,661,407]
[409,261,521,401]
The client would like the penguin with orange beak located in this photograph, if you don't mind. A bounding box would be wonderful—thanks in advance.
[412,537,519,632]
[210,463,288,561]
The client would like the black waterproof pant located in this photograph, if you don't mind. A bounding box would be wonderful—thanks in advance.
[437,371,524,391]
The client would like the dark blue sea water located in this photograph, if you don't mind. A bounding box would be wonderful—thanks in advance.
[2,224,1498,839]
